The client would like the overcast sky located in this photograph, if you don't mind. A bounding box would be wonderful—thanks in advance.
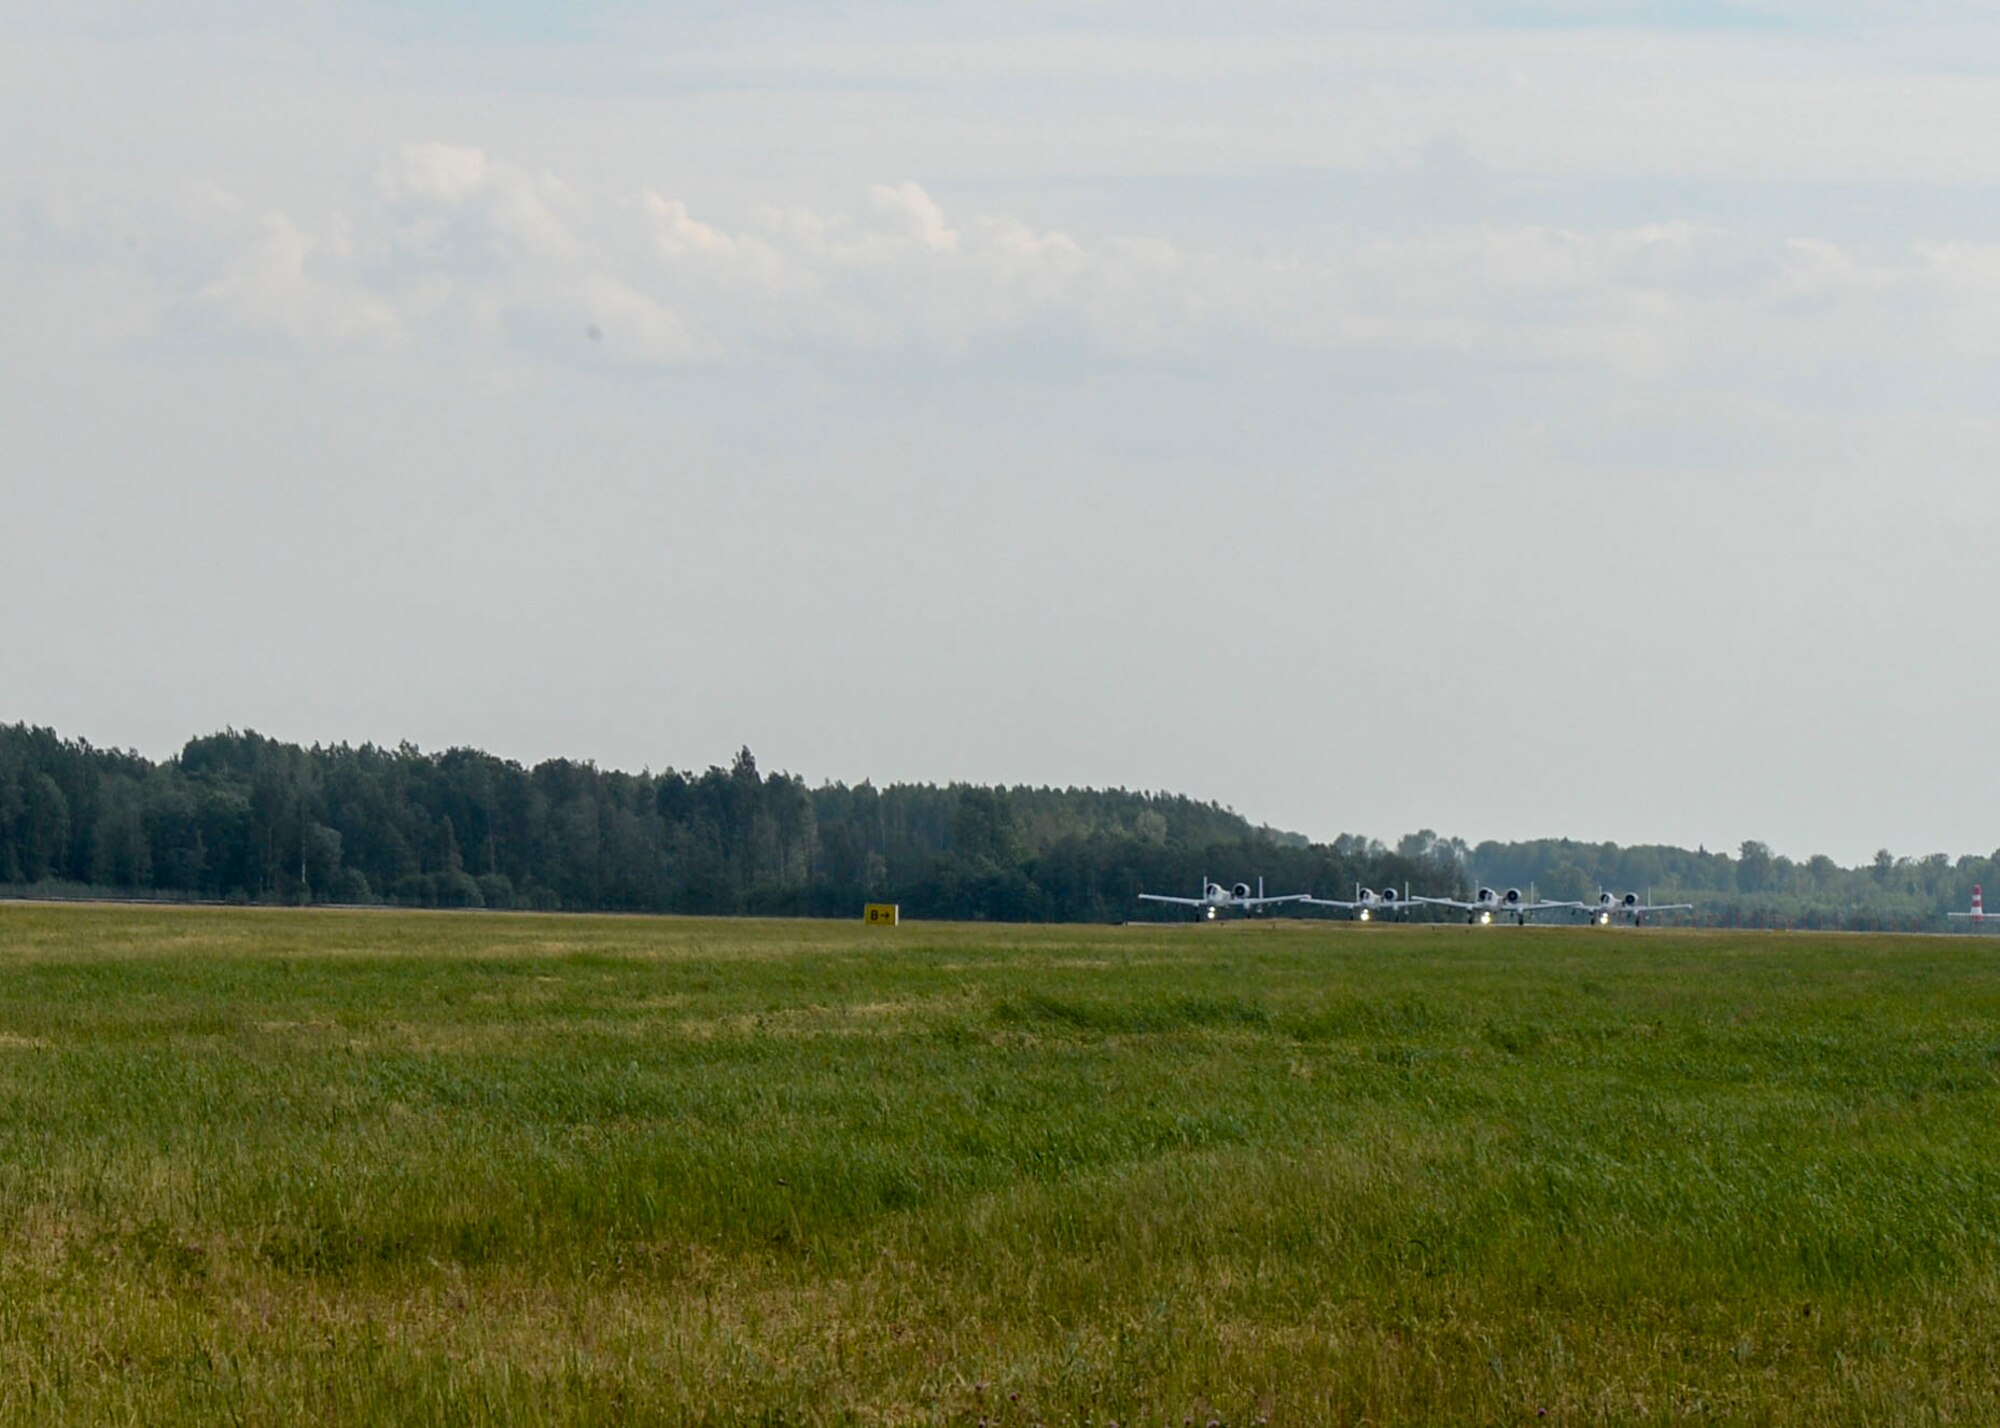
[6,2,2000,865]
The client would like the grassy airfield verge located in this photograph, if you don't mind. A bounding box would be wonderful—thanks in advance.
[2,909,2000,1425]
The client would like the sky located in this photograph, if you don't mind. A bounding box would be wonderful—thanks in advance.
[5,2,2000,866]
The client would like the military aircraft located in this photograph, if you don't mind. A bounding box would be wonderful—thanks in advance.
[1409,886,1576,925]
[1136,877,1309,920]
[1301,884,1410,922]
[1571,890,1695,926]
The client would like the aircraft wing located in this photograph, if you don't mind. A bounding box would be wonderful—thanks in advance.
[1136,894,1204,907]
[1408,895,1473,909]
[1636,902,1694,913]
[1299,896,1360,909]
[1239,893,1310,907]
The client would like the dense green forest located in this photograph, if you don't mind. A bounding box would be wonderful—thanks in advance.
[0,723,1990,928]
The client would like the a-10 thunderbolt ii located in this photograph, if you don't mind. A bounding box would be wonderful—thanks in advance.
[1571,890,1695,925]
[1136,877,1309,920]
[1300,884,1411,922]
[1410,886,1578,925]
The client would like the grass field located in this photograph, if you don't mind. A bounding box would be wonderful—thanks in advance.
[2,906,1999,1425]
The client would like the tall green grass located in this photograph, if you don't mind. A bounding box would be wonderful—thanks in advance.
[2,905,1999,1423]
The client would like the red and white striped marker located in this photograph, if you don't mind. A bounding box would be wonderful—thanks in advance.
[1975,885,1986,920]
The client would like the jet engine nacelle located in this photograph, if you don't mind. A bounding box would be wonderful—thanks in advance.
[1232,882,1253,900]
[1621,892,1640,909]
[1475,886,1498,905]
[1378,887,1400,905]
[1501,888,1523,907]
[1596,892,1616,908]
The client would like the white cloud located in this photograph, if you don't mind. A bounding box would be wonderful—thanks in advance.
[20,139,2000,384]
[375,143,581,264]
[868,180,959,253]
[192,210,398,348]
[636,193,735,259]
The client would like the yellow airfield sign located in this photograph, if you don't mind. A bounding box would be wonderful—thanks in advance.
[863,903,900,926]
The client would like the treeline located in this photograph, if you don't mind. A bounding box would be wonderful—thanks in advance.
[3,723,1993,927]
[0,724,1444,922]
